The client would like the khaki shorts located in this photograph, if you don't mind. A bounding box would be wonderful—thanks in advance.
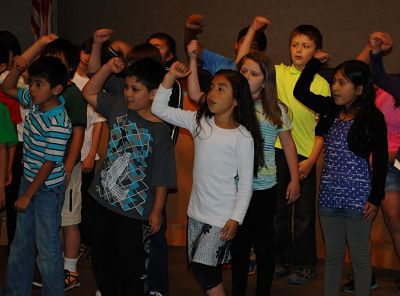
[61,163,82,226]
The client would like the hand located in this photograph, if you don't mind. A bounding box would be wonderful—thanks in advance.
[14,195,31,212]
[81,155,95,173]
[369,32,393,53]
[298,159,313,181]
[105,57,125,74]
[314,50,329,63]
[187,40,199,58]
[250,16,271,31]
[286,180,300,205]
[38,34,58,46]
[14,56,28,72]
[169,61,191,79]
[0,190,5,209]
[363,201,378,221]
[220,219,239,241]
[148,210,162,234]
[186,14,205,33]
[93,28,114,44]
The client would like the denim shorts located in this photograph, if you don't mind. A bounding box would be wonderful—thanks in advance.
[385,164,400,192]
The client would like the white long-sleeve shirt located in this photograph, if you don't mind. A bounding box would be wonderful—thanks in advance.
[152,85,254,227]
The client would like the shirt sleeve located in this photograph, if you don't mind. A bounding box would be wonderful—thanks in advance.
[201,48,236,75]
[150,124,177,188]
[17,88,31,106]
[96,91,122,121]
[64,86,87,127]
[277,104,292,133]
[370,51,400,100]
[0,102,18,145]
[231,132,254,224]
[152,85,197,134]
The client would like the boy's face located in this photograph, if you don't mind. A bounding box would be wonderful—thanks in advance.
[290,34,317,71]
[78,50,90,73]
[123,76,155,112]
[148,38,172,65]
[28,76,61,111]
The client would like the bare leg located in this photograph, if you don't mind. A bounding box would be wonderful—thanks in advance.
[206,283,225,296]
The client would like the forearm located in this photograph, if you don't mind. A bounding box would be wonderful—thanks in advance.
[187,57,204,103]
[280,131,299,183]
[152,186,167,215]
[23,161,55,199]
[21,38,48,64]
[235,27,257,64]
[184,28,199,53]
[7,144,16,175]
[82,64,112,107]
[307,136,324,165]
[0,145,8,191]
[2,68,21,99]
[87,122,103,159]
[356,44,372,64]
[88,42,103,74]
[65,127,85,169]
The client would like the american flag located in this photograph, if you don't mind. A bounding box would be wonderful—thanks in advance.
[31,0,53,39]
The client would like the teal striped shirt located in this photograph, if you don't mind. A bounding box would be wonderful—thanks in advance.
[18,88,72,187]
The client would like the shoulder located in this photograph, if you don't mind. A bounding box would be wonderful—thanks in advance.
[237,125,253,141]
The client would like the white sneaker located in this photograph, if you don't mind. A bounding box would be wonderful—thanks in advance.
[95,289,102,296]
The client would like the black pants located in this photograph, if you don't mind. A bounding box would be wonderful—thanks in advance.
[274,149,316,266]
[232,187,276,296]
[79,169,96,247]
[90,200,144,296]
[4,142,23,246]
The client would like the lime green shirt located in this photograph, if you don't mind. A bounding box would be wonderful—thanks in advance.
[274,63,330,157]
[0,102,17,146]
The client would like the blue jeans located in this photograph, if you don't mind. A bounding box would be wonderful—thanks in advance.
[7,177,65,296]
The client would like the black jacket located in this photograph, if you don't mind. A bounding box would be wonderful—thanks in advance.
[293,58,388,206]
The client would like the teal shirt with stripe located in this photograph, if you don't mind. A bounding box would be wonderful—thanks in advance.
[253,100,292,190]
[18,88,72,187]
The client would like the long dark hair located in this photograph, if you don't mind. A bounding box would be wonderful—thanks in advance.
[195,69,264,175]
[238,52,287,128]
[332,60,375,118]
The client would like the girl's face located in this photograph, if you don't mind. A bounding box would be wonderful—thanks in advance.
[240,58,265,100]
[207,75,237,116]
[331,70,361,108]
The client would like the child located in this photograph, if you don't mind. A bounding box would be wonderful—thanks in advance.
[294,52,388,296]
[82,57,176,295]
[41,38,87,290]
[230,51,300,295]
[152,60,263,296]
[184,14,269,74]
[2,54,71,295]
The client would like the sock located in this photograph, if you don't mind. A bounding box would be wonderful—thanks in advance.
[64,257,79,273]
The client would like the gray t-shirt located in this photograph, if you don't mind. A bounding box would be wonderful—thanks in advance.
[89,92,176,220]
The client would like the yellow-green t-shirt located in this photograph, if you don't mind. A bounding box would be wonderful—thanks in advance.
[274,63,330,157]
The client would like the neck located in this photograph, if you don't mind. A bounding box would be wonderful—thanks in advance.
[135,106,161,122]
[40,97,60,112]
[294,63,305,72]
[214,113,237,129]
[75,66,87,78]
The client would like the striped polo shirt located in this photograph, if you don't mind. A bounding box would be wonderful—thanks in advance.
[18,88,72,188]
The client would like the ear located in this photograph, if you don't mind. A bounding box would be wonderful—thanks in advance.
[149,88,157,101]
[52,84,64,96]
[0,62,7,73]
[234,42,239,52]
[355,85,363,95]
[233,98,238,107]
[165,52,174,63]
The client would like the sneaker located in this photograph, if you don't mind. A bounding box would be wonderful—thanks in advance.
[94,290,102,296]
[273,264,289,279]
[288,267,316,285]
[64,269,80,291]
[32,267,42,288]
[343,273,378,293]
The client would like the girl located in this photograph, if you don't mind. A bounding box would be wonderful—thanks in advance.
[231,52,300,296]
[293,53,388,296]
[368,32,400,293]
[151,60,264,296]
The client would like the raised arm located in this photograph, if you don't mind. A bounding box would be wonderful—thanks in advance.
[184,14,205,58]
[87,28,114,74]
[235,16,270,64]
[293,51,333,114]
[369,32,400,99]
[2,56,28,99]
[82,56,124,108]
[356,31,393,64]
[187,40,204,103]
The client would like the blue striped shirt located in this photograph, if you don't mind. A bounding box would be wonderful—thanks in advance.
[253,100,292,190]
[18,88,72,188]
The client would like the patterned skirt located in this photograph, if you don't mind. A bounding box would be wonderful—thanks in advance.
[187,217,231,266]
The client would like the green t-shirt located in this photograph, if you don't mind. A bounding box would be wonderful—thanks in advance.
[0,102,18,146]
[274,63,331,157]
[64,83,87,127]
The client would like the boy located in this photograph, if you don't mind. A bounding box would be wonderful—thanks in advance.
[2,54,71,295]
[273,25,330,285]
[42,38,88,290]
[184,14,269,74]
[82,57,176,294]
